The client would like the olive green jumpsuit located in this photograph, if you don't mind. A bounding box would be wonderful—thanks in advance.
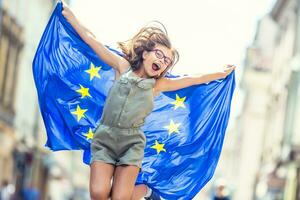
[91,67,155,167]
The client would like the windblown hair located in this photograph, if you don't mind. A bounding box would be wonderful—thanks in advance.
[117,22,179,78]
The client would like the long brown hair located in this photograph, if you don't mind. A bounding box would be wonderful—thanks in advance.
[118,21,179,79]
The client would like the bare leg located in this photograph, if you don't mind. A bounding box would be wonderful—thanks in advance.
[132,184,148,200]
[111,165,140,200]
[90,161,115,200]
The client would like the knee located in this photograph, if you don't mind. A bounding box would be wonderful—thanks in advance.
[90,185,110,200]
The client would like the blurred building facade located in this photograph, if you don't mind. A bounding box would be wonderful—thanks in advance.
[235,0,300,199]
[0,0,89,199]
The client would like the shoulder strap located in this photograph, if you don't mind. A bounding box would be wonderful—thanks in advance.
[125,66,132,73]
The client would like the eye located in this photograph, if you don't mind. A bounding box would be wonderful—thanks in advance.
[156,50,164,58]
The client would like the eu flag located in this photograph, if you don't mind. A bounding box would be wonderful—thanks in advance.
[33,3,236,200]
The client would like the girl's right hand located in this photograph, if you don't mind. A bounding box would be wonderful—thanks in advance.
[61,1,78,25]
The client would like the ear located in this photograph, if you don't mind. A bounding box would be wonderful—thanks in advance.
[142,50,149,60]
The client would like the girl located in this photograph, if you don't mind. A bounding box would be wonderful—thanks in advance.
[61,2,235,200]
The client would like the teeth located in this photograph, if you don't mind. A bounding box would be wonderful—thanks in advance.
[155,63,160,70]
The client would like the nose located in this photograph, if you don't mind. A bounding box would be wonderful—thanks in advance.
[158,59,166,67]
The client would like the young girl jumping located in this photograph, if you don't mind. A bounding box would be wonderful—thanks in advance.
[62,2,235,200]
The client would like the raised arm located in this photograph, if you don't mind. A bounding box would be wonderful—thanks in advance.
[61,2,130,75]
[154,64,236,94]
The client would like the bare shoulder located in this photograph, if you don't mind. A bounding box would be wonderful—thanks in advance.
[153,77,169,96]
[114,58,130,80]
[117,58,131,74]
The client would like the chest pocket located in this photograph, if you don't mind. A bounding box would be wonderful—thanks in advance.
[118,78,128,84]
[136,81,153,90]
[119,77,153,90]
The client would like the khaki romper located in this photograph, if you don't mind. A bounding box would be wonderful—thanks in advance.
[91,67,155,167]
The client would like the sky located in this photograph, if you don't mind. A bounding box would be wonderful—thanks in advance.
[70,0,276,76]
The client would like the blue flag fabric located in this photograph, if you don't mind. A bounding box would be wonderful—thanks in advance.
[33,3,236,200]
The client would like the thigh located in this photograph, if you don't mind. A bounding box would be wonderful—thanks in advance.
[90,161,115,196]
[111,165,140,200]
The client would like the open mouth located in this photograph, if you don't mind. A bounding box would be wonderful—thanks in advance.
[152,63,161,71]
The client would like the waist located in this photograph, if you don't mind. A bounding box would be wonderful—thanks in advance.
[100,118,144,129]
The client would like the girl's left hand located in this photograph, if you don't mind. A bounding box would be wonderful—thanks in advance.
[220,64,236,78]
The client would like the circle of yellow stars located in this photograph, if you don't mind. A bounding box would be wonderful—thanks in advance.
[71,64,188,147]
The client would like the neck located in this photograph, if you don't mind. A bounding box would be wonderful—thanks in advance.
[133,67,150,78]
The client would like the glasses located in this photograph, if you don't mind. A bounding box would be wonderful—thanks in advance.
[151,49,173,67]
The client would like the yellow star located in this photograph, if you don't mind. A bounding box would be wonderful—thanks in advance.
[76,84,91,98]
[71,105,88,122]
[164,119,181,135]
[170,94,186,110]
[85,63,101,80]
[151,140,166,154]
[84,128,94,140]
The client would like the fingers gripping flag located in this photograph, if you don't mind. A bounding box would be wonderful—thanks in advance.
[33,3,236,200]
